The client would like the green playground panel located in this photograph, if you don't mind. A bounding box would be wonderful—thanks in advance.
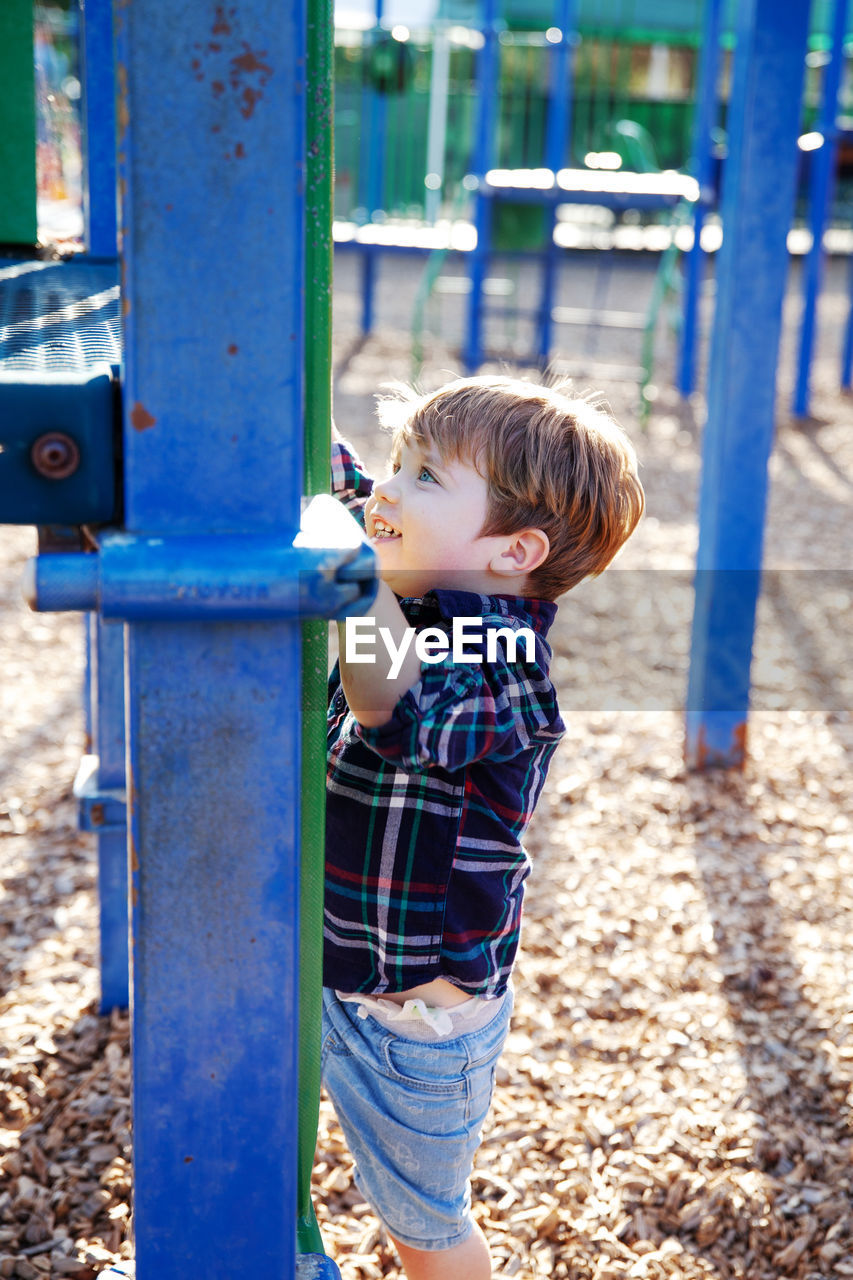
[492,201,549,252]
[334,32,697,223]
[0,0,37,245]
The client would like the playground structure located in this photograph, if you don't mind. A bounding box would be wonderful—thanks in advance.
[331,0,853,410]
[0,1,837,1277]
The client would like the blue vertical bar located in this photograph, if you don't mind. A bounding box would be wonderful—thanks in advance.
[842,251,853,386]
[359,0,385,334]
[686,0,810,769]
[114,2,304,1276]
[463,0,500,372]
[360,252,376,333]
[90,617,129,1012]
[79,0,118,257]
[793,0,847,417]
[677,0,724,397]
[537,0,575,362]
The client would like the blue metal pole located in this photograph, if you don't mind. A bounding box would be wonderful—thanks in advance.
[842,251,853,387]
[793,0,847,417]
[463,0,500,372]
[78,1,125,1012]
[86,616,129,1012]
[677,0,724,397]
[359,0,385,334]
[79,0,118,258]
[686,0,811,770]
[114,2,305,1275]
[537,0,576,363]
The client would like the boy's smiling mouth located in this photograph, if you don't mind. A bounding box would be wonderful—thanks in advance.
[370,515,401,540]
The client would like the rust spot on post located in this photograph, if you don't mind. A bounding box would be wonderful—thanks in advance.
[689,720,748,772]
[231,46,273,80]
[212,5,234,36]
[116,64,129,142]
[131,403,157,432]
[120,257,131,317]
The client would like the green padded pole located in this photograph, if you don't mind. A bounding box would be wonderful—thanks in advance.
[299,0,335,1257]
[0,0,38,245]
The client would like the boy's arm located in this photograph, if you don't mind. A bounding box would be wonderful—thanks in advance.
[354,626,564,772]
[335,581,421,727]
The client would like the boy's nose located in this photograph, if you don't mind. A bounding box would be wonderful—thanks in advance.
[373,473,399,501]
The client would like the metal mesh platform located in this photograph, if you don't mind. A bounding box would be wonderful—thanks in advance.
[0,259,121,371]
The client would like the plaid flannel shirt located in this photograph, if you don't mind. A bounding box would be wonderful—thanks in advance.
[325,438,565,998]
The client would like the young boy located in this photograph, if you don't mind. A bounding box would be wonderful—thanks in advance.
[323,375,644,1280]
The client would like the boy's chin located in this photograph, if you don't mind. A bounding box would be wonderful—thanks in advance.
[380,570,432,597]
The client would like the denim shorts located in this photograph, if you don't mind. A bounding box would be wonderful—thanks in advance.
[321,985,513,1252]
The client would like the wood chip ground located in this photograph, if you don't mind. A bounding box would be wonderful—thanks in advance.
[1,263,851,1278]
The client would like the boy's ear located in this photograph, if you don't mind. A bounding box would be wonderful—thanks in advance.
[488,529,550,578]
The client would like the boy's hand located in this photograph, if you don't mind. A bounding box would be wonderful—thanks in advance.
[336,581,422,728]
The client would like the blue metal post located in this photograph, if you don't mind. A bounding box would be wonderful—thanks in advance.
[79,0,123,1013]
[79,0,118,257]
[537,0,575,363]
[114,1,305,1274]
[359,0,385,334]
[85,616,129,1012]
[793,0,847,417]
[686,0,811,770]
[676,0,724,397]
[842,251,853,386]
[463,0,500,372]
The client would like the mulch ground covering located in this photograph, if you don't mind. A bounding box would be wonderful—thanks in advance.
[1,296,851,1278]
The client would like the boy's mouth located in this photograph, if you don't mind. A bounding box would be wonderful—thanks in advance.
[370,516,401,541]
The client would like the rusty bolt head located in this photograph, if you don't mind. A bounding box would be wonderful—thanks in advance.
[31,432,81,480]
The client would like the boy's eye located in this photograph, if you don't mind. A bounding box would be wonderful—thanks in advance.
[417,466,437,483]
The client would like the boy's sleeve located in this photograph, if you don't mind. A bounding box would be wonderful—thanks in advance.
[332,437,373,527]
[355,639,562,773]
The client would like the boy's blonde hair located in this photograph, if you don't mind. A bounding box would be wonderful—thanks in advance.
[376,375,644,600]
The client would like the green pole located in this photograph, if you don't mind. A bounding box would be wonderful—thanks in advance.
[0,0,38,245]
[299,0,334,1258]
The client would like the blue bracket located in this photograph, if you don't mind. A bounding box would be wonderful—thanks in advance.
[24,496,378,622]
[0,363,119,526]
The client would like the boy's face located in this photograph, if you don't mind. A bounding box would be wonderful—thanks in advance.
[363,438,514,598]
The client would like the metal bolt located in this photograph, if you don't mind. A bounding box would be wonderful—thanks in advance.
[31,432,81,480]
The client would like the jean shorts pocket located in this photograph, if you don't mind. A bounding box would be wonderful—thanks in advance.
[381,1035,469,1099]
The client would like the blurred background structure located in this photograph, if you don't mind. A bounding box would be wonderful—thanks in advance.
[14,0,853,409]
[1,4,852,1279]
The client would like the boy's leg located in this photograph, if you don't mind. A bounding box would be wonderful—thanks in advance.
[321,988,513,1267]
[390,1221,491,1280]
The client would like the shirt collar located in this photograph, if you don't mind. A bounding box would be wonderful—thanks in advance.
[398,588,558,637]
